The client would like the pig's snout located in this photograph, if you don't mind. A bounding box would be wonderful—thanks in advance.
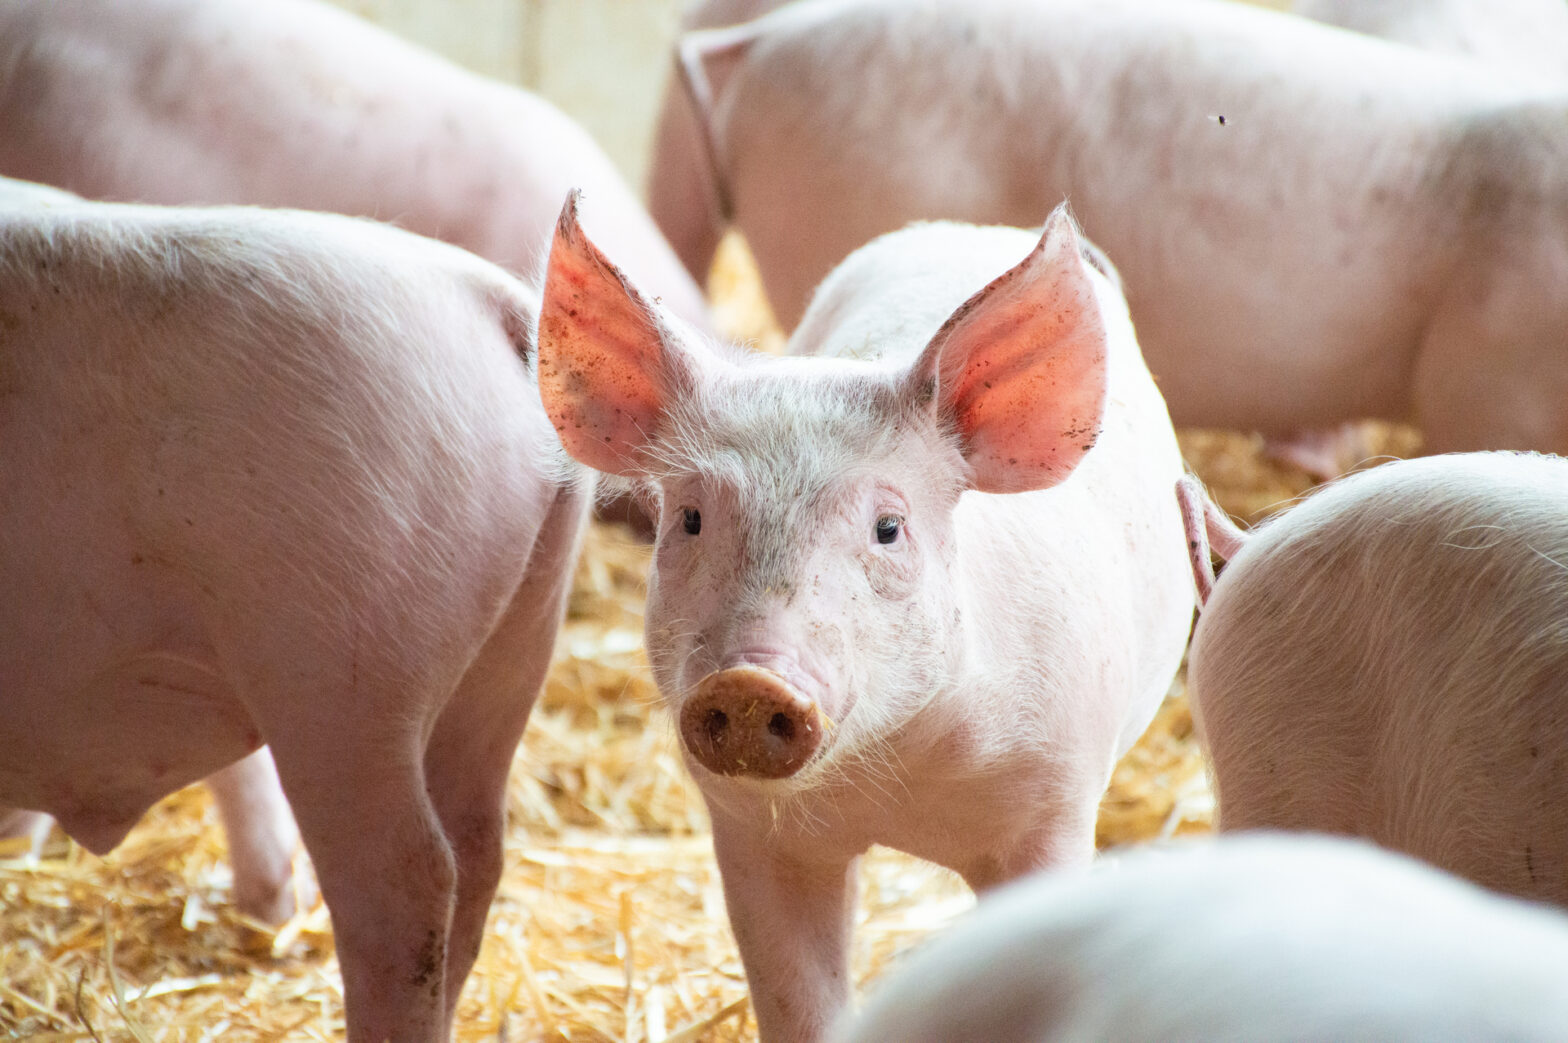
[680,666,823,779]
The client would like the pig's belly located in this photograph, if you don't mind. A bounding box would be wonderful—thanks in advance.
[0,599,255,854]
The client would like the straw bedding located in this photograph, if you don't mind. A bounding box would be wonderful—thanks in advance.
[0,233,1412,1041]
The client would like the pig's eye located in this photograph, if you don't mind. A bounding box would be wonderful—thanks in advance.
[682,507,702,536]
[874,515,901,545]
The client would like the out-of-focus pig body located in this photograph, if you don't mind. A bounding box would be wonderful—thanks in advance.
[1294,0,1568,86]
[646,0,788,281]
[538,195,1193,1040]
[1186,452,1568,906]
[0,193,587,1041]
[831,833,1568,1043]
[0,0,711,334]
[664,0,1568,456]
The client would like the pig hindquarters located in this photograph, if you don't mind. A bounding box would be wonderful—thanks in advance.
[660,0,1568,461]
[0,197,587,1042]
[538,192,1193,1041]
[832,833,1568,1043]
[645,0,793,284]
[0,0,711,335]
[1186,452,1568,907]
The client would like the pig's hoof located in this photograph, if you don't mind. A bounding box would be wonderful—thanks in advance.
[681,666,823,778]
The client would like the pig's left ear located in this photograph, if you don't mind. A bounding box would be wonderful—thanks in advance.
[538,190,700,476]
[907,207,1110,494]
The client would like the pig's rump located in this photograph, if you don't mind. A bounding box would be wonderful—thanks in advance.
[1190,451,1568,906]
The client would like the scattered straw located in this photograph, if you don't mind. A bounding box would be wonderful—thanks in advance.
[0,236,1417,1041]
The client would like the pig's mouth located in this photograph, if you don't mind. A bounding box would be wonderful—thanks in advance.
[678,665,831,780]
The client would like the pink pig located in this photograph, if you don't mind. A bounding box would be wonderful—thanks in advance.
[1294,0,1568,86]
[538,192,1194,1041]
[0,191,587,1042]
[1182,452,1568,907]
[656,0,1568,461]
[833,834,1568,1043]
[0,0,711,335]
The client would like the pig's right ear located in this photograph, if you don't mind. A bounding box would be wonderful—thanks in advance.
[538,190,696,477]
[906,207,1110,494]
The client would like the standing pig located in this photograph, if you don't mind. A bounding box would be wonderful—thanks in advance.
[0,196,587,1042]
[538,192,1194,1041]
[1293,0,1568,87]
[831,833,1568,1043]
[0,0,711,335]
[658,0,1568,459]
[0,176,308,926]
[1183,452,1568,906]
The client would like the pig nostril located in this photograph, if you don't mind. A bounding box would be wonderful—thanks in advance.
[683,667,823,779]
[703,708,729,744]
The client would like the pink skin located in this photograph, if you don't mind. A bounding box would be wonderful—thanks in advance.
[647,0,791,284]
[0,179,310,926]
[1294,0,1568,87]
[658,0,1568,462]
[1271,0,1568,474]
[2,749,310,925]
[0,193,588,1043]
[539,192,1193,1042]
[832,835,1568,1043]
[1186,452,1568,908]
[1175,473,1247,606]
[0,0,712,337]
[0,809,54,854]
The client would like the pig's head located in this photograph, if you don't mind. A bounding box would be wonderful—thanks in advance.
[538,191,1108,792]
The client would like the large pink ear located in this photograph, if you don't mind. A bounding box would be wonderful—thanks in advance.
[910,207,1110,494]
[538,190,688,476]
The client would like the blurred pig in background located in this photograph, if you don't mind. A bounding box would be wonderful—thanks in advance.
[0,0,712,335]
[655,0,1568,466]
[1294,0,1568,86]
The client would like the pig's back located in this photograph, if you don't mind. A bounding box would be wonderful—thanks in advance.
[836,833,1568,1043]
[0,200,556,671]
[0,199,564,829]
[723,0,1517,428]
[1192,451,1568,904]
[0,0,703,320]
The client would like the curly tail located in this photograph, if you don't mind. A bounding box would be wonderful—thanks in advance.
[1176,474,1248,607]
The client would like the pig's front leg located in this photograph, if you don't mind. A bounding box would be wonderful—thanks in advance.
[709,805,859,1043]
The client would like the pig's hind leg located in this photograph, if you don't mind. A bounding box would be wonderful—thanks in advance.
[0,808,56,857]
[207,746,311,926]
[265,713,460,1043]
[421,482,589,1025]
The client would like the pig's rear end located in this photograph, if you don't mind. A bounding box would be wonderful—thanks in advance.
[1189,451,1568,906]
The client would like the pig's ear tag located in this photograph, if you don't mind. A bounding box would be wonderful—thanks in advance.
[910,205,1110,494]
[537,190,681,477]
